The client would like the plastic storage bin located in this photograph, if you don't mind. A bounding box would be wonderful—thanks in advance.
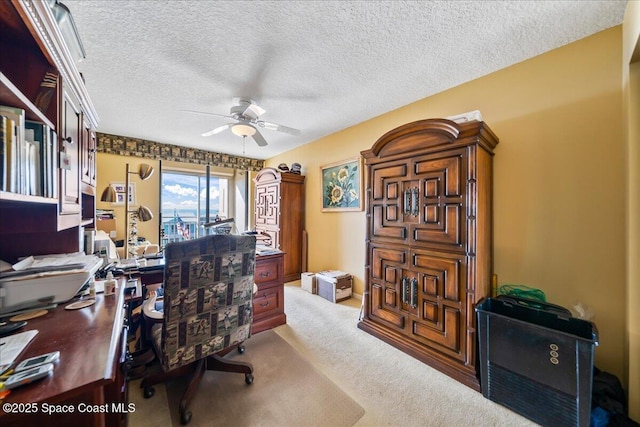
[476,296,598,427]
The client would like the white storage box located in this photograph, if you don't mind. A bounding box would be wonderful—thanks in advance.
[316,270,352,303]
[301,272,316,294]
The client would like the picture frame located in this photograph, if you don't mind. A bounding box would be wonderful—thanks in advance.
[110,182,136,206]
[320,157,363,212]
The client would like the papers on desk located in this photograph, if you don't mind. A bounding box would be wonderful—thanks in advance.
[0,329,38,373]
[256,245,283,256]
[115,258,139,270]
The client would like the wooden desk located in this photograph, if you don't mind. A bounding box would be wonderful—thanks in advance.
[136,258,164,288]
[0,283,129,427]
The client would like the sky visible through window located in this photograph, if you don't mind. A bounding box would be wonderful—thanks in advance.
[161,171,226,241]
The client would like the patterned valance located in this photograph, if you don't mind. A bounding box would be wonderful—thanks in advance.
[97,132,265,172]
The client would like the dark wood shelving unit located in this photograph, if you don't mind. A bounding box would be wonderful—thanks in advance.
[0,0,99,262]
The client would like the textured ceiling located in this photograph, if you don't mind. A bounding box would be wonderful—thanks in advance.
[65,0,627,160]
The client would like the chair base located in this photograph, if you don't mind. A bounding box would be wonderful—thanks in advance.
[140,346,254,425]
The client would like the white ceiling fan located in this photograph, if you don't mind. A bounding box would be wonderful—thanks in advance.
[182,98,301,147]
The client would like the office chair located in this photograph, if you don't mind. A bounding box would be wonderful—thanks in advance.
[140,234,257,425]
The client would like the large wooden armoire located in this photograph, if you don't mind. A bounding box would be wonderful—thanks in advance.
[357,118,499,390]
[254,168,305,282]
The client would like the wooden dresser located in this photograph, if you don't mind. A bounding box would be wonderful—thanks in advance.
[254,168,305,282]
[252,252,286,333]
[358,119,499,390]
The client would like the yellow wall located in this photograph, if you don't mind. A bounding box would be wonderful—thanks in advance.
[95,156,240,249]
[267,27,626,379]
[96,153,161,246]
[623,0,640,419]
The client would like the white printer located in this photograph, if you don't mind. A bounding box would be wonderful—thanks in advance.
[0,252,103,312]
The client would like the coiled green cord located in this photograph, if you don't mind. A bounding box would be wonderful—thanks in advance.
[498,284,546,302]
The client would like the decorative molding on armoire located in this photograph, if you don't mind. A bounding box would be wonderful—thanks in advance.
[96,132,265,172]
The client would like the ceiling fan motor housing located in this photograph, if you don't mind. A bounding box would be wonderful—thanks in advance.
[230,99,265,120]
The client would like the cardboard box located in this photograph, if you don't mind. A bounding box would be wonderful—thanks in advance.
[96,218,116,235]
[301,272,316,294]
[316,270,352,303]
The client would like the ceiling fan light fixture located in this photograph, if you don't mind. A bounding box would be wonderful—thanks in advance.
[231,123,257,137]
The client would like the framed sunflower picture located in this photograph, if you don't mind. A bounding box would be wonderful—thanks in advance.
[320,157,363,212]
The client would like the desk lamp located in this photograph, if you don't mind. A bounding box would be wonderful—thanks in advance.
[100,163,155,258]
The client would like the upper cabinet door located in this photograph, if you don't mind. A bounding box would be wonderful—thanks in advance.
[255,181,280,227]
[369,160,412,245]
[410,149,467,253]
[58,87,81,216]
[81,116,96,188]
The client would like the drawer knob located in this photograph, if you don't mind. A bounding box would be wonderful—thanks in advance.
[259,301,270,307]
[260,271,271,277]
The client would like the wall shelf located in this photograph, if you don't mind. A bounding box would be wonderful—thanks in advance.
[0,72,55,129]
[0,190,58,205]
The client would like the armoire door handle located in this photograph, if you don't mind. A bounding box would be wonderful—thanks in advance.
[401,277,409,305]
[410,277,418,308]
[403,189,411,216]
[411,188,419,216]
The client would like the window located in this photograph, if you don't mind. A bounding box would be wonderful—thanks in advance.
[160,170,229,246]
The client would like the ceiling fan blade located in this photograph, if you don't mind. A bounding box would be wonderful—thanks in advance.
[181,109,234,120]
[201,123,232,137]
[252,129,268,147]
[258,120,301,136]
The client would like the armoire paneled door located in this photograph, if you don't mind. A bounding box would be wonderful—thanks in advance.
[254,168,305,283]
[358,118,499,390]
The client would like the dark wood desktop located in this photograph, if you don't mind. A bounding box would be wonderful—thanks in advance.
[0,282,129,427]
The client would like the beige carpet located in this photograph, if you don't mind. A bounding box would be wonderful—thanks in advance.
[130,330,364,427]
[129,284,538,427]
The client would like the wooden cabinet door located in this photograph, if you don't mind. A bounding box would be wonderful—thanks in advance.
[406,248,468,362]
[59,88,81,215]
[255,182,280,227]
[368,243,469,362]
[369,161,413,245]
[81,116,96,187]
[368,243,408,331]
[411,149,467,253]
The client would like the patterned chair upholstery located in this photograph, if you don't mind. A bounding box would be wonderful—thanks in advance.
[141,234,256,425]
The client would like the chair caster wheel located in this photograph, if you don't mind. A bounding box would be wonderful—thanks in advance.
[143,386,155,399]
[180,409,192,425]
[238,345,245,354]
[245,373,254,384]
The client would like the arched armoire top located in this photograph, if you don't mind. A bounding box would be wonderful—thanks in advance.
[254,167,305,185]
[362,118,499,160]
[254,167,282,184]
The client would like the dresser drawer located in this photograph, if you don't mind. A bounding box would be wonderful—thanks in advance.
[255,254,283,285]
[252,253,286,333]
[253,286,284,318]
